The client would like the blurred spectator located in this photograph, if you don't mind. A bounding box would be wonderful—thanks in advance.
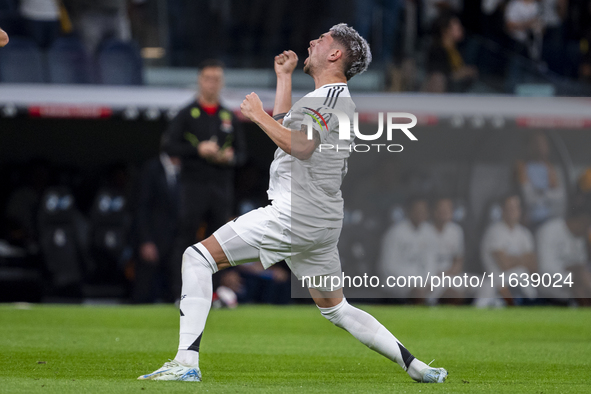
[540,0,568,73]
[128,0,156,50]
[219,261,291,305]
[38,186,84,295]
[421,0,463,30]
[19,0,61,49]
[536,204,591,304]
[481,0,509,43]
[234,0,289,67]
[162,59,246,299]
[88,168,133,284]
[477,194,537,306]
[132,151,181,303]
[378,196,438,299]
[355,0,404,64]
[515,132,566,227]
[429,197,465,301]
[0,26,9,47]
[579,1,591,82]
[576,168,591,201]
[582,35,591,82]
[423,12,478,92]
[0,0,18,33]
[66,0,131,53]
[505,0,543,59]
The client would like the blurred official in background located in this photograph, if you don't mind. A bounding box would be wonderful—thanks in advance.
[162,59,246,299]
[133,150,181,303]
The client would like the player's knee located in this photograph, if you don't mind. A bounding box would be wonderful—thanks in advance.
[182,244,209,269]
[318,298,348,327]
[182,247,195,268]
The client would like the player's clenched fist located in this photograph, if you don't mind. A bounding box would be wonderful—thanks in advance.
[274,50,298,76]
[240,92,264,122]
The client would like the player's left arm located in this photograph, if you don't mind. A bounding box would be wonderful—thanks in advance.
[241,92,319,160]
[0,28,8,47]
[273,50,298,124]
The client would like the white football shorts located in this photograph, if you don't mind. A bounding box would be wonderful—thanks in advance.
[212,203,343,288]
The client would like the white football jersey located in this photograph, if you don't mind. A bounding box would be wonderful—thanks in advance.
[267,83,356,229]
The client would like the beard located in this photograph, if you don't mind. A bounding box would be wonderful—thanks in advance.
[303,61,313,76]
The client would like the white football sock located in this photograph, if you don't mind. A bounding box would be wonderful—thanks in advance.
[408,358,429,381]
[174,243,217,368]
[318,298,426,381]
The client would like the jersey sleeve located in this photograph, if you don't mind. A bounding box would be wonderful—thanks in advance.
[287,107,331,143]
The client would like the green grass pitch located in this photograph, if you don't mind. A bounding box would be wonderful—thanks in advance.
[1,303,590,393]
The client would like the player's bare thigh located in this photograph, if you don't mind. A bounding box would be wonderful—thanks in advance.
[201,235,232,270]
[309,288,344,308]
[202,233,345,307]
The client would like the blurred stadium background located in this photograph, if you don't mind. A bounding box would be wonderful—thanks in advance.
[1,0,591,306]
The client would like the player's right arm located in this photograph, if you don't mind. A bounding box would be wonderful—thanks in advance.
[273,50,298,124]
[0,28,8,47]
[241,92,319,160]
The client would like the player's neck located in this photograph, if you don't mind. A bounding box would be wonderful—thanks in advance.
[312,72,347,90]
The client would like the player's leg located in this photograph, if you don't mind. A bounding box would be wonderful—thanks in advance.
[175,222,262,359]
[139,219,261,381]
[174,206,288,370]
[138,237,225,381]
[309,260,446,383]
[172,238,223,368]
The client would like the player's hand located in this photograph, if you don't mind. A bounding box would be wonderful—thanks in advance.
[140,242,159,264]
[198,140,219,159]
[274,50,298,76]
[240,92,264,122]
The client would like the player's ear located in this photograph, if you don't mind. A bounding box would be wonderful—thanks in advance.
[328,48,343,63]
